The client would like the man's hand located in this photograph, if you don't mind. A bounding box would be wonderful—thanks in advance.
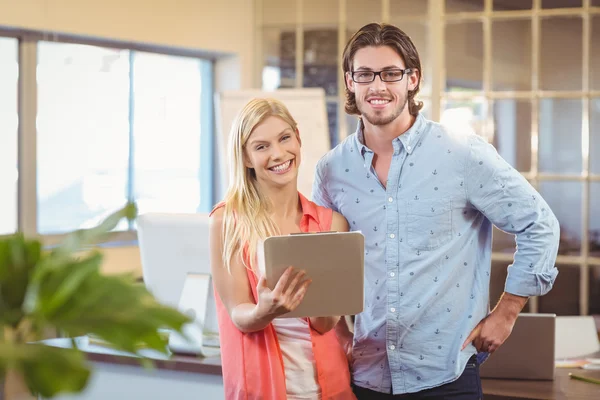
[462,292,528,353]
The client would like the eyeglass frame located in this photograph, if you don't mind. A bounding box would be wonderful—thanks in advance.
[349,68,413,84]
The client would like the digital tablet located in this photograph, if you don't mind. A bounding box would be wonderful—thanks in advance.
[257,231,365,318]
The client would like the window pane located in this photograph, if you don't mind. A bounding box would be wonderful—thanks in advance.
[391,0,428,17]
[346,113,360,137]
[37,42,130,234]
[262,27,296,90]
[592,98,600,175]
[303,0,338,96]
[490,261,509,308]
[420,98,431,120]
[592,16,600,91]
[493,0,532,10]
[542,0,582,8]
[493,227,516,255]
[132,52,204,217]
[326,101,338,148]
[492,20,532,91]
[538,265,580,316]
[303,29,338,96]
[445,0,483,12]
[0,38,18,235]
[347,0,382,32]
[540,17,582,91]
[539,181,582,256]
[445,22,483,92]
[591,182,600,258]
[539,99,582,174]
[493,100,532,172]
[590,266,600,315]
[441,97,487,138]
[0,38,19,235]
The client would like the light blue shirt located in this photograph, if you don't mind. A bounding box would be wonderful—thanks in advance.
[311,113,560,394]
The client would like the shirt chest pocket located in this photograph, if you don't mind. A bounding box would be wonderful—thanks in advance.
[405,198,453,251]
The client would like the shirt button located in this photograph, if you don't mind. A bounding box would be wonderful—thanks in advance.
[407,145,411,151]
[389,345,396,350]
[388,197,393,203]
[390,272,395,277]
[390,233,395,239]
[390,307,396,313]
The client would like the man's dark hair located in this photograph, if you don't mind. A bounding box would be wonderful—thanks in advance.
[342,23,423,116]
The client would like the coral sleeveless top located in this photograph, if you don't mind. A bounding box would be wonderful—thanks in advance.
[210,193,355,400]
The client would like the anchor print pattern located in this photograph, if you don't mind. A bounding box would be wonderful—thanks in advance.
[310,116,558,390]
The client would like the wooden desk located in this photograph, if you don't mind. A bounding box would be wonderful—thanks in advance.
[43,337,600,400]
[482,368,600,400]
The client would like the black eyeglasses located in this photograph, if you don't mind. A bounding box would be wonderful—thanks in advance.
[350,68,412,83]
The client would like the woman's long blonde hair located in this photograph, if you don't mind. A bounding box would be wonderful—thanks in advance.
[221,98,299,274]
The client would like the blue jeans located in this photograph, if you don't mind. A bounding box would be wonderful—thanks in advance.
[352,355,482,400]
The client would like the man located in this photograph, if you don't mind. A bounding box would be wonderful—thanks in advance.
[312,23,560,399]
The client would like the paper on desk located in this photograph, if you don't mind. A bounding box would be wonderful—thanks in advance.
[555,359,591,368]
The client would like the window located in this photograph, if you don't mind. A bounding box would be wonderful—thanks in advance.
[257,0,600,316]
[37,42,131,234]
[36,42,213,235]
[132,51,206,217]
[0,38,18,235]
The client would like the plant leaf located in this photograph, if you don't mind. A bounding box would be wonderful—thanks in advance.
[0,235,41,327]
[51,203,137,262]
[32,263,190,355]
[0,343,90,398]
[38,253,102,318]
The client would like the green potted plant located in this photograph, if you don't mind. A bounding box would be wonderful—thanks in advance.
[0,203,191,400]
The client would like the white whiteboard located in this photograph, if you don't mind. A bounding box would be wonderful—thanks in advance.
[214,88,330,200]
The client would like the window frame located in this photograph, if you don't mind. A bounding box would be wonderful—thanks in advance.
[1,28,216,246]
[256,0,600,315]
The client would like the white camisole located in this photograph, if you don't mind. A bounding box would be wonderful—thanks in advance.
[271,317,321,399]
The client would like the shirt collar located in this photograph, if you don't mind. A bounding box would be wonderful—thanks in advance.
[298,192,319,223]
[355,113,426,157]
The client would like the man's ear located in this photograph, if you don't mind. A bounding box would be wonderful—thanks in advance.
[345,71,355,93]
[408,69,420,92]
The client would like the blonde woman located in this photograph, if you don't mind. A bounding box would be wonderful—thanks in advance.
[209,98,355,400]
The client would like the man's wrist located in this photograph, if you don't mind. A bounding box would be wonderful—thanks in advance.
[494,292,528,321]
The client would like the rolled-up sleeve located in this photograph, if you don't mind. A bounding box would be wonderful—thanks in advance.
[464,135,560,297]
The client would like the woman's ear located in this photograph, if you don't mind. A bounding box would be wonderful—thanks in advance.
[296,128,302,147]
[243,152,253,169]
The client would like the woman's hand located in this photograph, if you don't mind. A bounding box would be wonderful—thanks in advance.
[254,266,312,322]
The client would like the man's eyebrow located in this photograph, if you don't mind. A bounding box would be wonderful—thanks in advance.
[354,65,403,71]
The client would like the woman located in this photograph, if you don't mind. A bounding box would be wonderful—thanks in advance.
[209,98,355,400]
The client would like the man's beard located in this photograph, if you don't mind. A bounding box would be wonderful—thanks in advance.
[359,94,408,126]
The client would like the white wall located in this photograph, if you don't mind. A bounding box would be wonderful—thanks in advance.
[0,0,256,89]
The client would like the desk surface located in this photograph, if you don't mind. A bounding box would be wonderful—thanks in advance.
[44,337,600,399]
[42,337,222,376]
[482,367,600,400]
